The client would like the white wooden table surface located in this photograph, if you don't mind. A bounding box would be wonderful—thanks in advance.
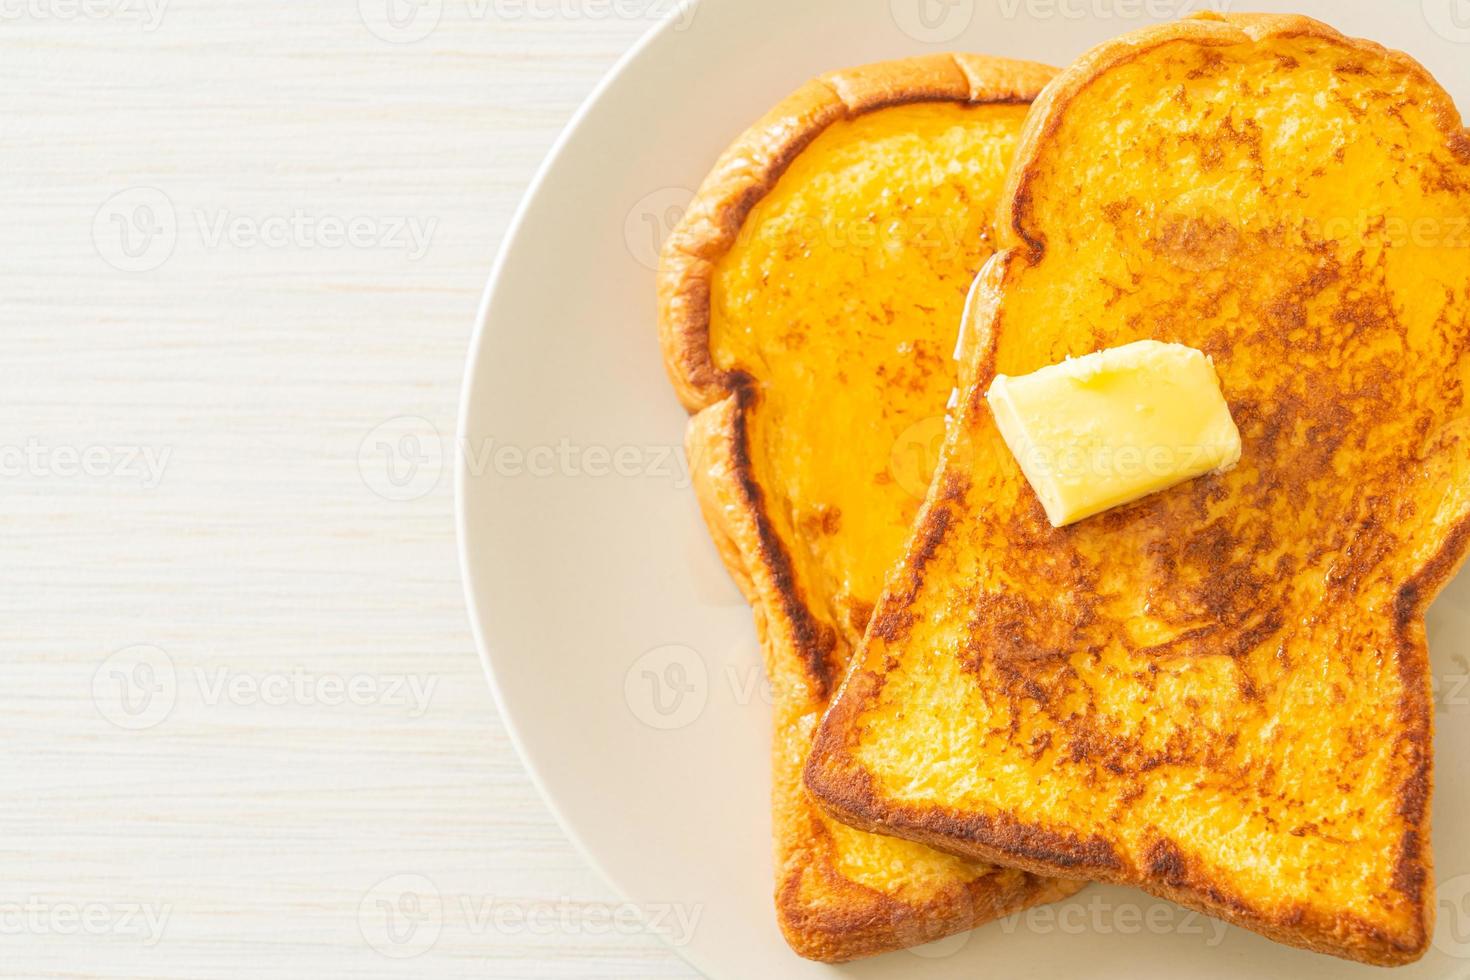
[1,3,700,976]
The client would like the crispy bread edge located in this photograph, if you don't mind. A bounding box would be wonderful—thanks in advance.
[661,55,1065,962]
[659,53,1059,415]
[805,14,1470,967]
[687,396,1080,962]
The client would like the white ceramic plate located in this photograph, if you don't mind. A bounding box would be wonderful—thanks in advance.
[457,1,1470,976]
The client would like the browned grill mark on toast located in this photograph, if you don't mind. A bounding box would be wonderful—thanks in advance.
[725,381,841,695]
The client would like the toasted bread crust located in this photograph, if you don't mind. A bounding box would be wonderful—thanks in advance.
[1000,12,1470,263]
[806,15,1470,967]
[665,55,1069,962]
[660,54,1058,415]
[688,396,1078,962]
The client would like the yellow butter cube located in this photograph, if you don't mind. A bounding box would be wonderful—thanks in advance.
[986,340,1241,527]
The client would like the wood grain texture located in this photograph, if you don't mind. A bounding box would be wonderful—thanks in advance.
[0,2,698,976]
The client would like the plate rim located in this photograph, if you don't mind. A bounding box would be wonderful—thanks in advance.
[453,5,717,977]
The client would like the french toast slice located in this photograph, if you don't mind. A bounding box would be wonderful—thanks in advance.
[660,55,1079,962]
[805,14,1470,966]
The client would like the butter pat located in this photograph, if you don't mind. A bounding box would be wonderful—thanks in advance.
[986,340,1241,527]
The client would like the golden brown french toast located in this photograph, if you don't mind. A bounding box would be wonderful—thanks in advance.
[805,14,1470,966]
[660,55,1078,962]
